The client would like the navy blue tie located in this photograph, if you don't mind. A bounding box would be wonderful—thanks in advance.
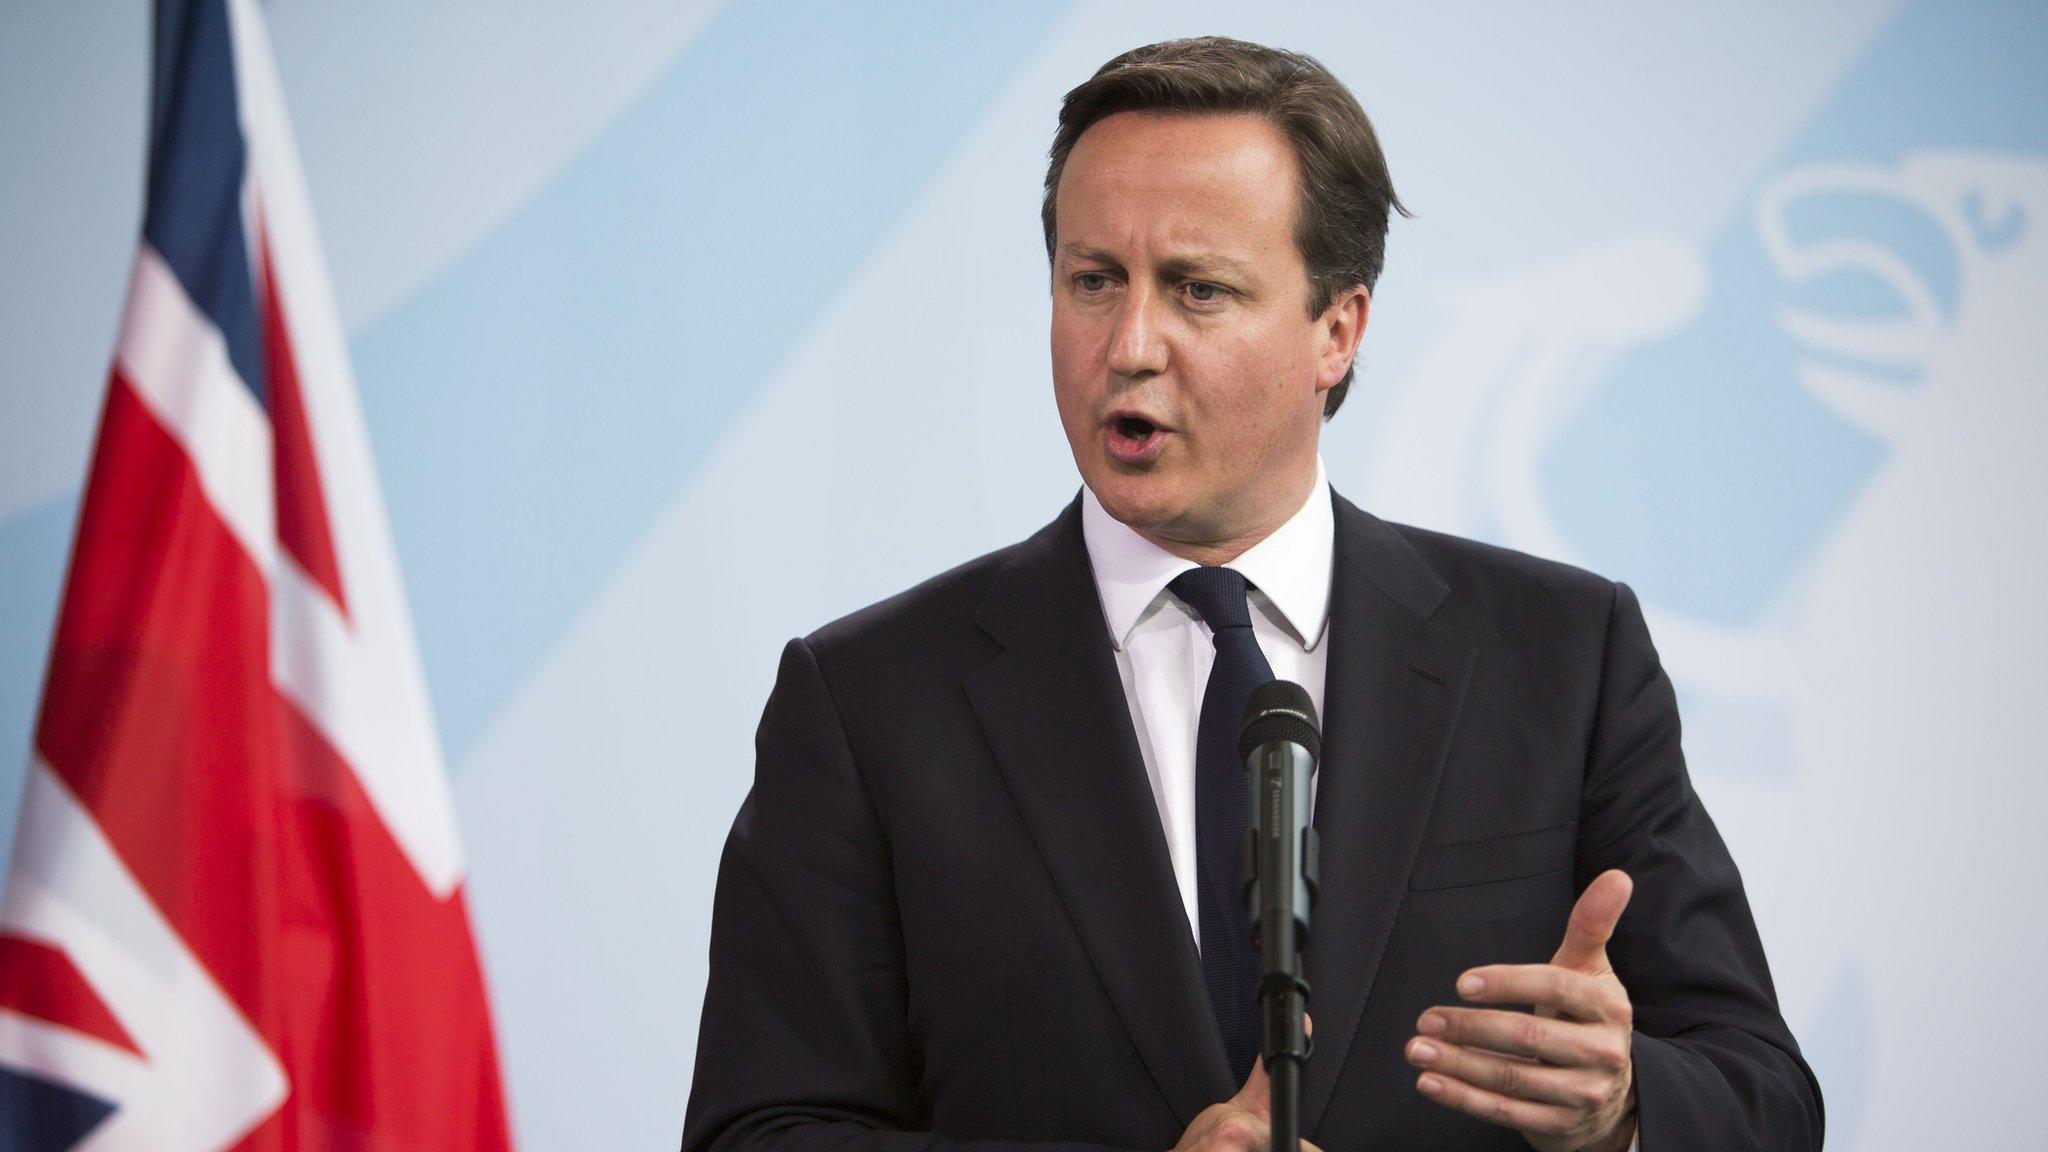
[1168,566,1273,1082]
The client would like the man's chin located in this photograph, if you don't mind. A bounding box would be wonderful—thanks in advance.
[1088,475,1190,536]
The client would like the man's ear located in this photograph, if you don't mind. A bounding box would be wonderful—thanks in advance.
[1315,285,1370,393]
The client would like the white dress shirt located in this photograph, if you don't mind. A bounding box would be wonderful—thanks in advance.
[1079,459,1642,1151]
[1080,456,1333,948]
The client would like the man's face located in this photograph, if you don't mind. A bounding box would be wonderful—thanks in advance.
[1050,111,1359,555]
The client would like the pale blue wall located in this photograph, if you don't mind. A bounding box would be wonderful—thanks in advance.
[4,1,2044,1147]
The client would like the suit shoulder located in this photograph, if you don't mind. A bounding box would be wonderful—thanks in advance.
[1393,521,1614,593]
[1383,519,1622,639]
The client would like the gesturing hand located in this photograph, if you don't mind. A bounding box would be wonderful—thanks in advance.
[1172,1016,1325,1152]
[1405,869,1639,1152]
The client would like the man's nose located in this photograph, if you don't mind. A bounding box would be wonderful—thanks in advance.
[1105,284,1170,379]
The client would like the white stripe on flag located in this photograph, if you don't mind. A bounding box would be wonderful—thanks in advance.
[113,242,468,901]
[0,759,287,1151]
[0,1012,148,1115]
[227,0,466,897]
[115,245,278,578]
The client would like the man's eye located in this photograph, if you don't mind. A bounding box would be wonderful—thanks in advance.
[1075,273,1113,293]
[1183,281,1225,303]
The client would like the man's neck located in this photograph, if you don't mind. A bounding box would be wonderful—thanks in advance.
[1133,529,1267,568]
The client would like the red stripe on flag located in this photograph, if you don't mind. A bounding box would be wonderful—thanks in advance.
[36,372,511,1148]
[260,227,349,619]
[0,935,144,1057]
[257,690,512,1151]
[38,372,282,1017]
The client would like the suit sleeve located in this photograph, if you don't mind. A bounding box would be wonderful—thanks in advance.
[1576,584,1825,1151]
[680,638,1138,1152]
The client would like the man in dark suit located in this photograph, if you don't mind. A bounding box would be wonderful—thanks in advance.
[681,37,1821,1152]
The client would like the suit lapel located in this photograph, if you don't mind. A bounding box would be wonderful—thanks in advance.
[1301,496,1475,1133]
[964,500,1233,1125]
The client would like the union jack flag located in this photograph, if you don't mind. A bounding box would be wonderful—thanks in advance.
[0,1,514,1148]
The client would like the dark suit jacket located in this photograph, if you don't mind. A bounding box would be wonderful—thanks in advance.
[681,493,1822,1151]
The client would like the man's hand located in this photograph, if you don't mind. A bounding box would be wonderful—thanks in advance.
[1173,1018,1325,1152]
[1405,869,1639,1152]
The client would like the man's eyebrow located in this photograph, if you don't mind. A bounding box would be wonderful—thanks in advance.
[1155,253,1255,281]
[1059,243,1124,268]
[1058,243,1256,280]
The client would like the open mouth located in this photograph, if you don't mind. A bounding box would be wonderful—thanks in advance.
[1105,412,1169,464]
[1114,415,1157,440]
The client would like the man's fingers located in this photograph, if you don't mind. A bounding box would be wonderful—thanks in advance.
[1405,1035,1615,1110]
[1550,869,1632,971]
[1175,1103,1267,1152]
[1230,1055,1271,1121]
[1414,1070,1581,1139]
[1232,1012,1309,1107]
[1451,964,1627,1023]
[1413,1005,1631,1069]
[1220,1013,1309,1129]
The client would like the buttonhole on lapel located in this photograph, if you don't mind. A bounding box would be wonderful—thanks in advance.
[1407,662,1446,685]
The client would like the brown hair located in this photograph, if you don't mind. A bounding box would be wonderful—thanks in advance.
[1042,37,1407,418]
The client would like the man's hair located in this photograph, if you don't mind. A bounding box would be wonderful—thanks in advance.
[1041,37,1407,419]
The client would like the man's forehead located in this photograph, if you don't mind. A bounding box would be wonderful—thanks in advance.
[1058,112,1295,229]
[1067,114,1291,190]
[1073,108,1282,157]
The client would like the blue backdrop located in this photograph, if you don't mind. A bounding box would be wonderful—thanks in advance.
[4,1,2044,1147]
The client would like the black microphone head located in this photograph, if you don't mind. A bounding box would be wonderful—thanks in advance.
[1239,680,1321,762]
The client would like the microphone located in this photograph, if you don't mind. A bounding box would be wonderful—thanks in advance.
[1238,680,1319,1152]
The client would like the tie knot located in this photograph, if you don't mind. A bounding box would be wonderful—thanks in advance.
[1169,566,1256,633]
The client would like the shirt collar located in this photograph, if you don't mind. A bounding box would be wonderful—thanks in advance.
[1081,456,1335,652]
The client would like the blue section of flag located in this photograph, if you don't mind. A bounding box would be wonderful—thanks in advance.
[142,0,264,408]
[0,1066,116,1151]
